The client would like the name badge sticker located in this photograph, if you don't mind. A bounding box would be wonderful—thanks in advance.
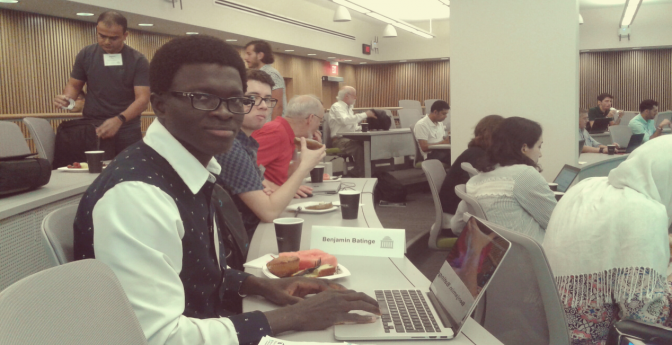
[103,53,123,66]
[311,226,405,258]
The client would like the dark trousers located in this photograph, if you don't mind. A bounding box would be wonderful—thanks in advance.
[102,122,142,159]
[427,149,451,165]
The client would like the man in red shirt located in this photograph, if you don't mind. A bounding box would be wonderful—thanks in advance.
[253,95,324,197]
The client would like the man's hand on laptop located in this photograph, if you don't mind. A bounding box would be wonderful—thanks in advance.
[264,288,381,334]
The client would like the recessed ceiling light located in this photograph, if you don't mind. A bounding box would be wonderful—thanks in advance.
[76,12,95,16]
[138,23,154,27]
[186,32,199,35]
[0,0,19,3]
[307,53,316,56]
[344,60,352,62]
[285,50,294,52]
[225,39,237,42]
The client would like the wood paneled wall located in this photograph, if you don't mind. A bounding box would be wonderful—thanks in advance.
[580,50,672,111]
[353,61,450,108]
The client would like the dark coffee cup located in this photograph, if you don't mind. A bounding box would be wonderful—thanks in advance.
[273,218,303,253]
[339,191,360,219]
[310,165,325,183]
[607,145,616,155]
[554,192,564,201]
[548,183,558,191]
[85,150,105,173]
[361,123,369,132]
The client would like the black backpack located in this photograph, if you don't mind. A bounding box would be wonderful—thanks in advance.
[373,171,407,203]
[52,118,114,169]
[367,109,392,131]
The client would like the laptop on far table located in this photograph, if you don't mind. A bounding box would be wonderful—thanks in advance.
[617,133,644,154]
[305,181,341,194]
[588,118,611,134]
[334,216,511,341]
[553,164,581,193]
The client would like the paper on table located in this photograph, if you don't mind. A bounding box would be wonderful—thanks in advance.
[260,335,358,345]
[578,161,587,165]
[243,253,275,269]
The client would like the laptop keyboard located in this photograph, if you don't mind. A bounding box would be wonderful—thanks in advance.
[375,290,441,333]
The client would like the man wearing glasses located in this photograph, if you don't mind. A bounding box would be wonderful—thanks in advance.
[216,70,325,237]
[53,11,150,157]
[74,35,378,345]
[252,95,326,198]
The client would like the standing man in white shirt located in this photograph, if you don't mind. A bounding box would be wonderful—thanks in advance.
[328,86,377,177]
[74,35,379,345]
[414,100,451,164]
[244,40,286,121]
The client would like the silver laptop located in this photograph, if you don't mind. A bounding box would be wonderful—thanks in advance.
[306,181,341,194]
[335,217,511,341]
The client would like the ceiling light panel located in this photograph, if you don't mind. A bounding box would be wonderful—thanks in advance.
[620,0,642,26]
[366,12,395,24]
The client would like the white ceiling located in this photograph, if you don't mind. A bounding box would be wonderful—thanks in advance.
[578,0,672,8]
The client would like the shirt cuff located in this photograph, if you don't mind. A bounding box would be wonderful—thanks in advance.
[229,311,273,345]
[223,269,252,293]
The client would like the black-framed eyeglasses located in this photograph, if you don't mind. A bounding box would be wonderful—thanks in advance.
[169,91,254,115]
[247,95,278,108]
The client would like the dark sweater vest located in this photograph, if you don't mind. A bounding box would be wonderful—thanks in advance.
[74,142,226,319]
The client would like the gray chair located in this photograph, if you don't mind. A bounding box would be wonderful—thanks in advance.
[421,160,454,250]
[618,111,638,126]
[41,204,78,265]
[609,125,632,148]
[0,260,148,345]
[460,162,479,177]
[454,184,487,219]
[398,108,423,129]
[475,216,571,345]
[323,111,353,175]
[398,99,422,110]
[424,99,440,115]
[0,121,31,159]
[23,117,56,165]
[409,123,424,167]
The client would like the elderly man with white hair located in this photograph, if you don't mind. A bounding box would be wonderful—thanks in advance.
[253,94,325,198]
[328,86,377,177]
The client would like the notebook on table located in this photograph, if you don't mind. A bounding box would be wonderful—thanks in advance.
[588,118,611,134]
[553,164,581,193]
[617,133,644,154]
[334,216,511,341]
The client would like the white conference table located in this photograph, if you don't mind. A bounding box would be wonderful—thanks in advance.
[338,129,416,178]
[571,153,628,184]
[0,170,99,291]
[243,178,503,345]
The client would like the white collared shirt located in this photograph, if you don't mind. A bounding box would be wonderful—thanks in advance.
[413,115,446,159]
[91,119,240,345]
[328,100,368,138]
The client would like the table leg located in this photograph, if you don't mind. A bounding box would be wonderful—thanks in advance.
[364,141,371,178]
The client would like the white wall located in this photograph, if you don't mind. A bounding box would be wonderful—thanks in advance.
[450,0,579,180]
[580,3,672,50]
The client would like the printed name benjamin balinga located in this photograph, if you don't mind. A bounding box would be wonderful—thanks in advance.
[323,237,376,245]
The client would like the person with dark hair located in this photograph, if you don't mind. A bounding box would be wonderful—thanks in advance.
[216,70,325,237]
[579,112,619,153]
[73,35,378,345]
[439,115,504,215]
[244,40,286,121]
[53,10,150,157]
[413,100,451,164]
[588,93,622,126]
[629,99,669,142]
[450,117,557,242]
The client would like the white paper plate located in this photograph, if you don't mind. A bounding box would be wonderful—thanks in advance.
[303,176,341,182]
[286,201,338,214]
[57,165,107,173]
[262,263,351,280]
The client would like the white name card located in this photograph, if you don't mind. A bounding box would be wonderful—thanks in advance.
[311,226,405,258]
[103,53,123,66]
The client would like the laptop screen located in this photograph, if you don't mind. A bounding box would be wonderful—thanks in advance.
[554,164,580,193]
[429,217,510,332]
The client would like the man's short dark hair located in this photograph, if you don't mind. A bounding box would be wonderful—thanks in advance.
[245,40,275,64]
[246,69,275,88]
[639,99,659,113]
[597,93,614,102]
[150,35,247,94]
[431,100,450,113]
[97,11,127,32]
